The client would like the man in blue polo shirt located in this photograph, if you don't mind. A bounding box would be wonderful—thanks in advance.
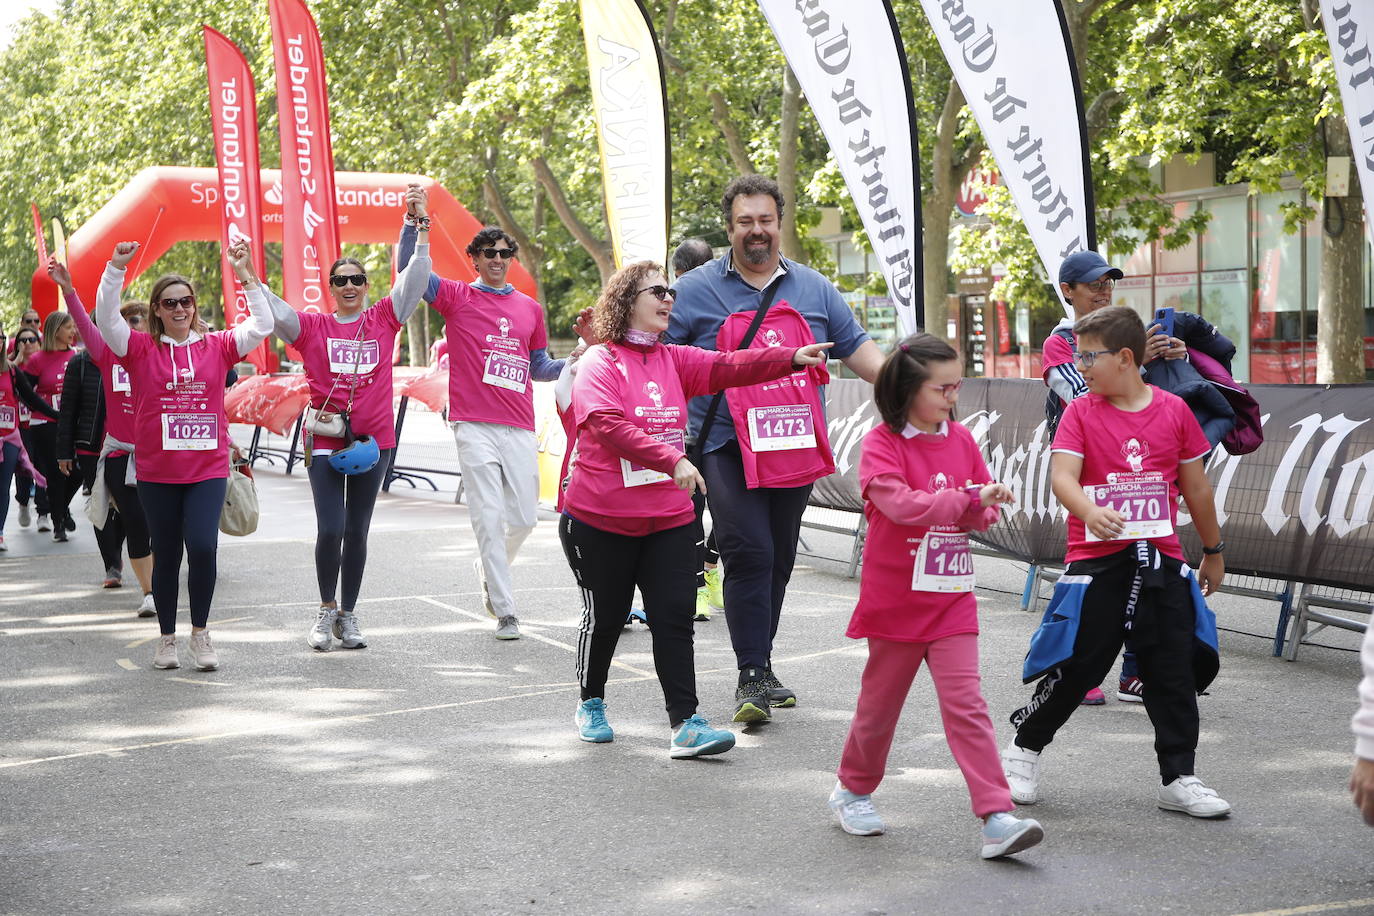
[667,174,884,723]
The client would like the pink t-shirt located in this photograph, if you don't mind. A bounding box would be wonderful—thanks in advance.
[293,302,403,451]
[22,349,73,424]
[0,371,18,434]
[717,302,834,489]
[1051,386,1211,563]
[565,342,723,531]
[66,298,136,447]
[848,422,993,643]
[120,332,241,484]
[430,280,549,431]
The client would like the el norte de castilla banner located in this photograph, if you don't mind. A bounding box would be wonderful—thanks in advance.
[816,378,1374,592]
[919,0,1094,312]
[759,0,923,334]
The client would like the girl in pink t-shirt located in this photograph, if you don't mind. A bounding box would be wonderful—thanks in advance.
[95,241,273,673]
[22,312,78,540]
[231,214,429,652]
[828,333,1044,861]
[561,261,832,758]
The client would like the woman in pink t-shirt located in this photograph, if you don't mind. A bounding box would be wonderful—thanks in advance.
[22,311,78,541]
[8,325,45,531]
[230,212,429,652]
[827,333,1043,861]
[95,241,273,673]
[561,260,831,758]
[1,325,57,551]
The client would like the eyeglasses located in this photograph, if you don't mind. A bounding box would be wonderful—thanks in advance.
[924,380,963,398]
[637,285,676,302]
[1073,348,1120,368]
[1075,277,1115,293]
[330,274,368,287]
[16,336,39,345]
[478,248,516,260]
[21,317,39,325]
[158,296,197,312]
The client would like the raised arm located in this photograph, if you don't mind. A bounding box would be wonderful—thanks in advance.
[47,257,108,364]
[227,238,299,343]
[397,184,441,302]
[95,243,138,357]
[391,194,432,323]
[226,239,282,355]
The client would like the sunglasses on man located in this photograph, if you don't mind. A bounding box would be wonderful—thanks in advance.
[478,248,516,260]
[330,274,368,287]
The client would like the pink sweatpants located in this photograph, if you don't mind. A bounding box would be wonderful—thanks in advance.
[836,633,1013,818]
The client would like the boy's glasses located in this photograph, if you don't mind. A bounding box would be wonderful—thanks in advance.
[1073,348,1120,368]
[330,275,367,287]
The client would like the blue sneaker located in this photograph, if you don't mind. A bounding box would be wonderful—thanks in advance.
[980,812,1044,859]
[828,782,885,836]
[575,698,614,743]
[669,714,735,758]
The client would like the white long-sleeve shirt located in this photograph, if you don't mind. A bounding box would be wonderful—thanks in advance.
[96,264,273,357]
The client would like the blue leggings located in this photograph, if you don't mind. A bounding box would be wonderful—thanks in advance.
[0,441,17,533]
[138,478,227,634]
[306,449,392,613]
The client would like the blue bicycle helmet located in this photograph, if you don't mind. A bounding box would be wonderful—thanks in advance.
[328,435,381,475]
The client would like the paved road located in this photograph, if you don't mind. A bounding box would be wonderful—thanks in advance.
[1,467,1370,915]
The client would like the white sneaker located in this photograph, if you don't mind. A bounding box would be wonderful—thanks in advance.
[1002,743,1042,805]
[1158,776,1231,818]
[980,812,1044,859]
[332,612,367,649]
[188,630,218,671]
[137,593,156,618]
[828,782,885,836]
[36,513,51,532]
[308,606,337,651]
[474,557,495,618]
[18,503,31,527]
[495,615,521,640]
[153,634,179,669]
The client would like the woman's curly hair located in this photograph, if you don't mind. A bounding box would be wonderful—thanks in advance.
[593,261,665,343]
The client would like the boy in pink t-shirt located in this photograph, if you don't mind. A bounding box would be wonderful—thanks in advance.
[1002,306,1231,820]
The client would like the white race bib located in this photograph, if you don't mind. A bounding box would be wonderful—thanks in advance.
[911,531,976,592]
[161,412,219,451]
[620,429,685,488]
[746,404,817,452]
[482,351,529,393]
[1084,477,1173,541]
[327,337,380,376]
[0,404,15,432]
[112,364,132,394]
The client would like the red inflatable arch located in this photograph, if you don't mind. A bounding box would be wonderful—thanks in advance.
[29,166,537,316]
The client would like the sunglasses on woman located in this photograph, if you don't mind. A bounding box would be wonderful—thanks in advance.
[637,285,676,302]
[158,296,197,311]
[16,335,39,345]
[330,274,368,287]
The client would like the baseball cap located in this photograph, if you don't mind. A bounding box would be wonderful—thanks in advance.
[1059,250,1124,285]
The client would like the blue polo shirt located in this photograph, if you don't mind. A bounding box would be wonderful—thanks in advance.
[665,253,869,454]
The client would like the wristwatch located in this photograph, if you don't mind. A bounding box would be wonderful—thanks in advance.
[1201,541,1226,555]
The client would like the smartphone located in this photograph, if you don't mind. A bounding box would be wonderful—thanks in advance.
[1153,306,1175,338]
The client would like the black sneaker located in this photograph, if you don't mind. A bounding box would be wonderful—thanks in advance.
[733,674,772,723]
[759,671,796,708]
[53,529,68,543]
[63,515,76,532]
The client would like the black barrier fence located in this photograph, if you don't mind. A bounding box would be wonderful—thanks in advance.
[816,378,1374,594]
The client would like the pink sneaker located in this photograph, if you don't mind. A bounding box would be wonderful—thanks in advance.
[1080,687,1106,706]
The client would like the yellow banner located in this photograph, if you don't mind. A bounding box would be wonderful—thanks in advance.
[579,0,669,269]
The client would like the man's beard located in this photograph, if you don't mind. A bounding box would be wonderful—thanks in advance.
[741,237,773,266]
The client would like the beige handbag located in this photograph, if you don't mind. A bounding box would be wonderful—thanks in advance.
[219,458,259,537]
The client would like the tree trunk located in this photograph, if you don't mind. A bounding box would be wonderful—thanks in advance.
[925,79,971,340]
[483,173,545,304]
[710,90,757,176]
[406,307,427,367]
[778,63,806,263]
[530,156,615,283]
[1317,119,1367,383]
